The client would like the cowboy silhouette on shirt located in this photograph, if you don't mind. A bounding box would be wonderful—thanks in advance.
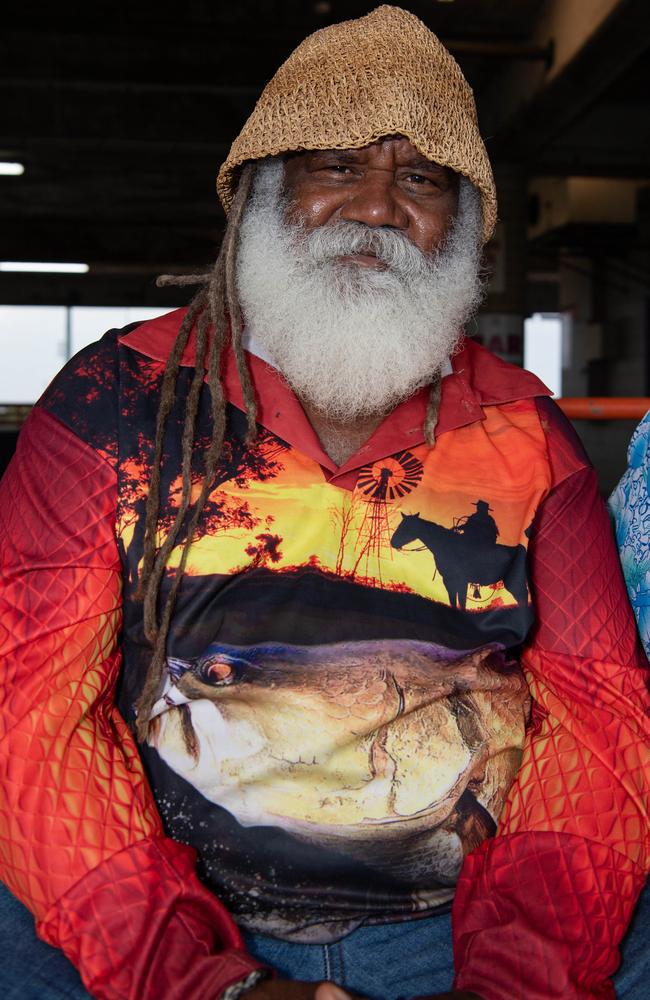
[455,500,499,547]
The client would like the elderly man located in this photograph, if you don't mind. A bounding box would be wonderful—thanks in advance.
[0,6,648,1000]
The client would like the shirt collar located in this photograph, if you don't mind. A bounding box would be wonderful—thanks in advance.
[120,308,551,482]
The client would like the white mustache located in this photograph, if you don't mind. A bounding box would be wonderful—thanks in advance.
[304,220,432,280]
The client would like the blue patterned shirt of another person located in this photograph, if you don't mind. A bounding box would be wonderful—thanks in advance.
[609,409,650,660]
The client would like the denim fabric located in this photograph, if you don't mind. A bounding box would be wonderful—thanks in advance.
[244,883,650,999]
[614,877,650,1000]
[0,882,91,999]
[1,877,649,998]
[243,914,455,1000]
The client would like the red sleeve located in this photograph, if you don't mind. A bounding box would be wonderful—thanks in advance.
[0,408,264,999]
[453,402,650,1000]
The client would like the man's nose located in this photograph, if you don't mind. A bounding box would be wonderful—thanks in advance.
[339,176,409,230]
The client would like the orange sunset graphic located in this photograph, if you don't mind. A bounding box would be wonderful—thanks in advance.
[115,397,550,614]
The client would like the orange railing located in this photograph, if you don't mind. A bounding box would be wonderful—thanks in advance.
[556,398,650,420]
[1,400,650,427]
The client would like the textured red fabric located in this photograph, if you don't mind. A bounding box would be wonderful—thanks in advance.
[454,832,644,999]
[453,443,650,998]
[39,838,260,1000]
[0,409,263,998]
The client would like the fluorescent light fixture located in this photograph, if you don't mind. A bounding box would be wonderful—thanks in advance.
[0,261,89,274]
[0,162,25,175]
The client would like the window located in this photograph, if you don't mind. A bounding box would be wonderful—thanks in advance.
[0,306,171,404]
[523,312,564,398]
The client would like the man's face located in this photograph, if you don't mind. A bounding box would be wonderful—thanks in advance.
[282,136,459,263]
[236,153,482,422]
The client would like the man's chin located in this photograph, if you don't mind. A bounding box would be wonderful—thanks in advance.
[296,387,413,425]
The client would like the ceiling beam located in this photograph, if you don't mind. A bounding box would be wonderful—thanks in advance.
[481,0,650,162]
[0,81,254,147]
[0,170,224,224]
[526,98,650,176]
[0,270,188,307]
[0,219,221,266]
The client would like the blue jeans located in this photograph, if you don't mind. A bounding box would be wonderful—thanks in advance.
[242,917,454,999]
[1,879,649,999]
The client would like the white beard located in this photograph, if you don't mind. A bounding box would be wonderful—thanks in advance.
[236,159,484,422]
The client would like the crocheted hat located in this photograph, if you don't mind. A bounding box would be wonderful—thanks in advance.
[217,4,496,244]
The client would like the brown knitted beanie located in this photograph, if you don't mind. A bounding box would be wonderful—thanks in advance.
[217,4,496,244]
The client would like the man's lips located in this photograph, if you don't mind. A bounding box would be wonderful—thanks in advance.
[337,251,387,270]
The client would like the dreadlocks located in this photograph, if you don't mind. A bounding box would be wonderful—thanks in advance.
[134,165,256,738]
[133,160,442,741]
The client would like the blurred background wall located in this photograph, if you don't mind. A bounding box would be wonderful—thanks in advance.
[1,0,649,495]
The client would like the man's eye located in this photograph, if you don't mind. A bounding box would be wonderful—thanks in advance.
[324,164,352,174]
[406,173,433,185]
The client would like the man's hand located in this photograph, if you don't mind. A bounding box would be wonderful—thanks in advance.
[417,994,484,1000]
[246,982,481,1000]
[245,980,362,999]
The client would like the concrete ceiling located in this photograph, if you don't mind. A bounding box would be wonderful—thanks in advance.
[1,0,649,305]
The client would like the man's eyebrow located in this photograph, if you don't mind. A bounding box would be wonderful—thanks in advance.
[307,148,448,173]
[407,156,447,174]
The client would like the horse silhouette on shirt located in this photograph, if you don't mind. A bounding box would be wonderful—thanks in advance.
[390,512,528,610]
